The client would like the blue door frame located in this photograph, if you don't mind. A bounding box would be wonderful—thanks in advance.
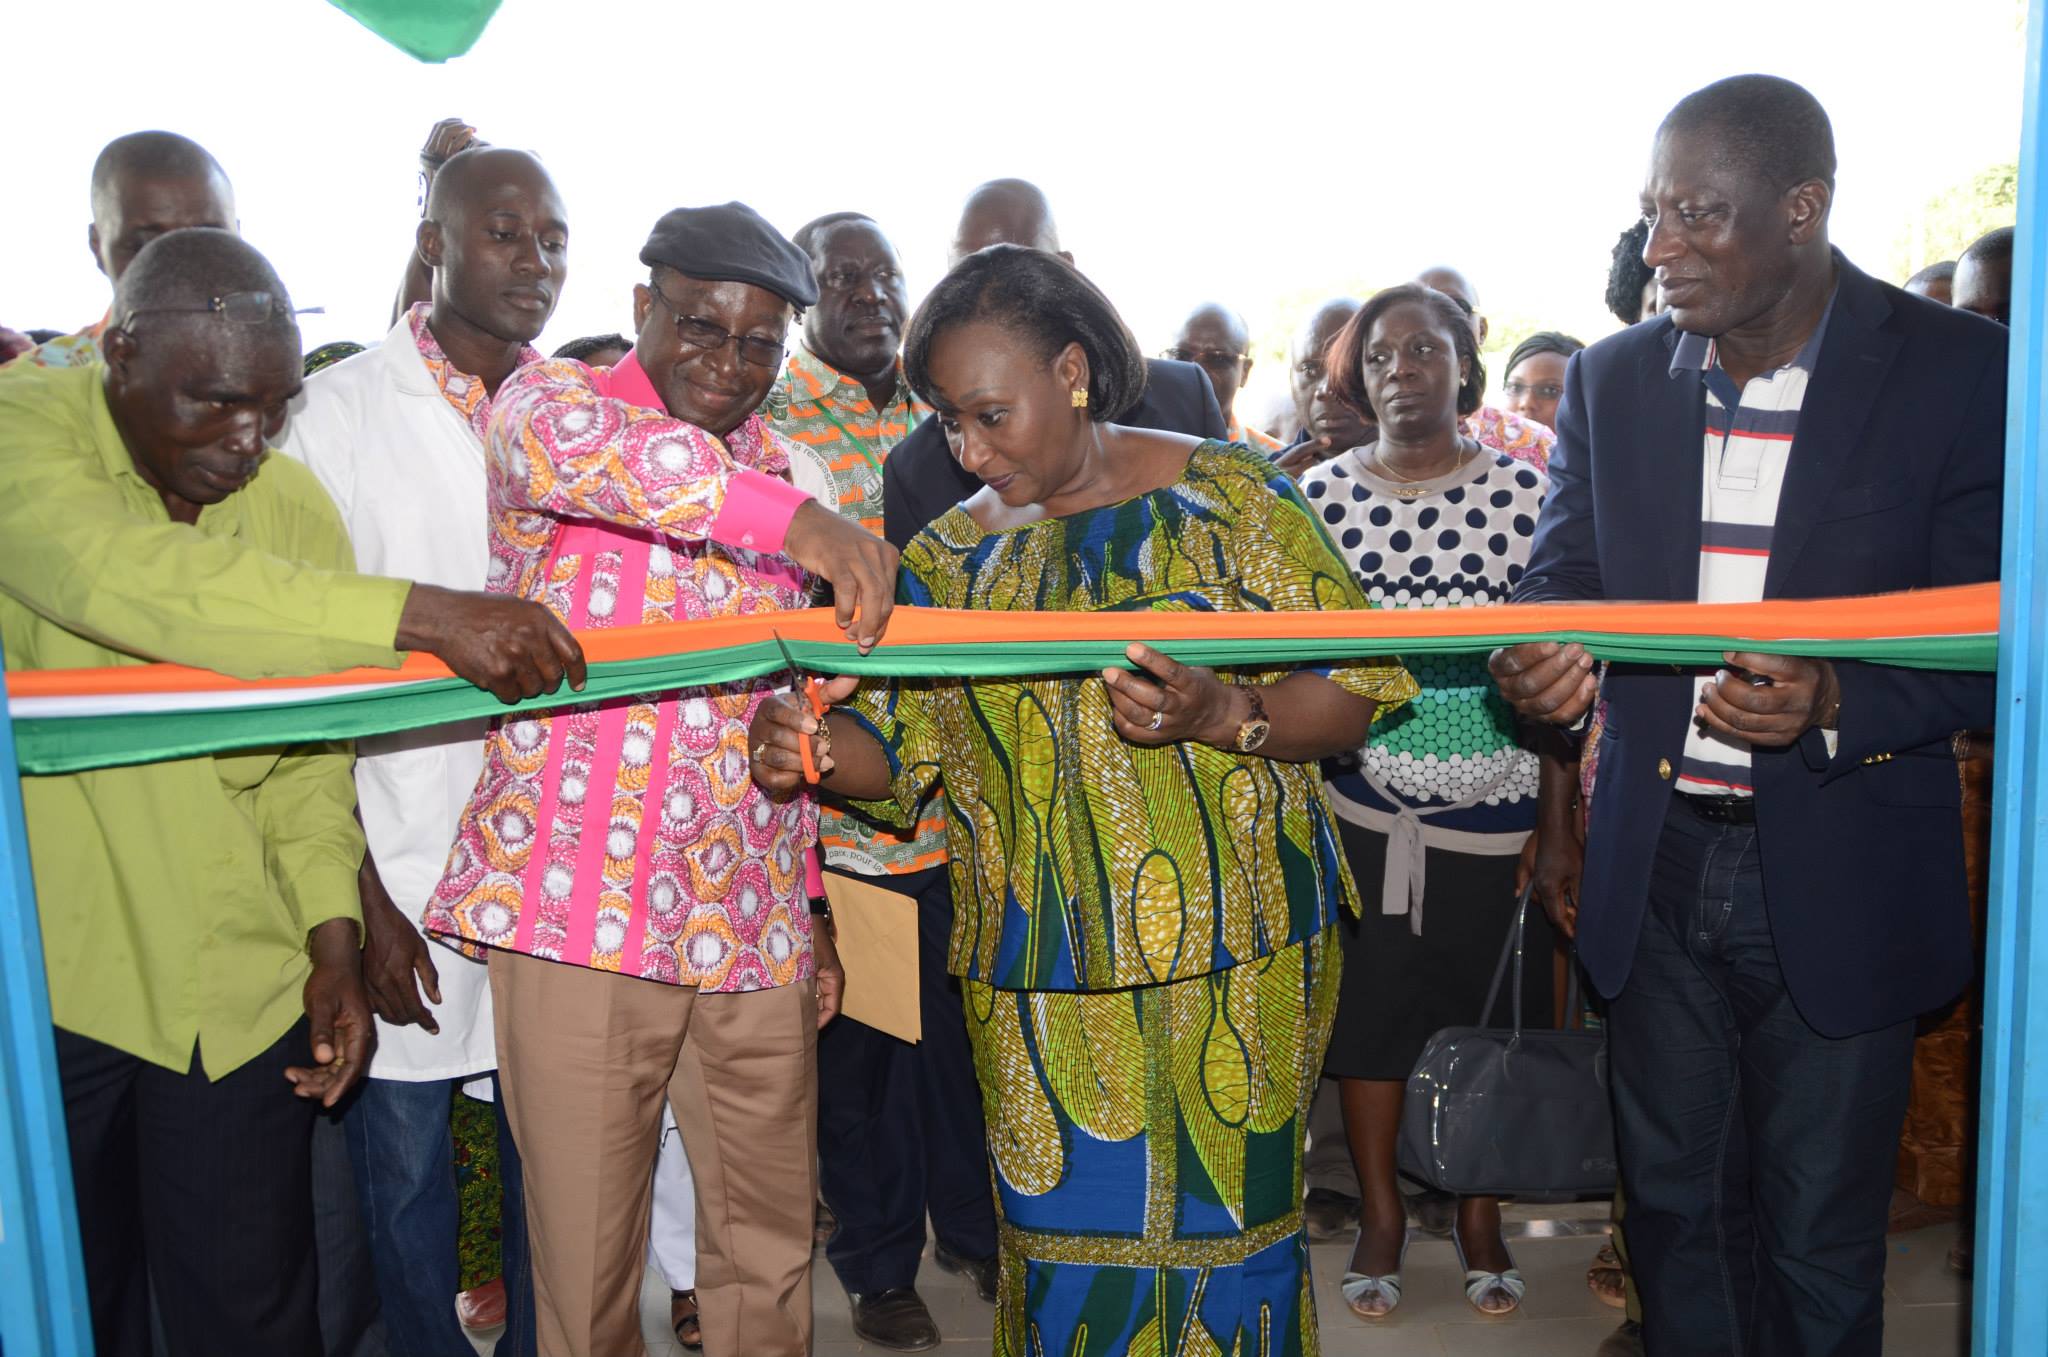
[5,15,2048,1355]
[1974,2,2048,1353]
[0,634,92,1355]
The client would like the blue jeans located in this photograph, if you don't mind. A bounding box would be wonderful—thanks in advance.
[1608,799,1913,1357]
[342,1075,534,1357]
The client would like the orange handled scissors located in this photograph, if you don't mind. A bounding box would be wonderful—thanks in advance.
[772,630,826,784]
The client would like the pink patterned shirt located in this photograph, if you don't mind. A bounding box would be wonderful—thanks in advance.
[1464,403,1555,473]
[424,351,820,993]
[406,302,536,440]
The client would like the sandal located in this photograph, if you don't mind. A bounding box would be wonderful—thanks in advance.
[1339,1225,1411,1320]
[1587,1240,1629,1308]
[670,1289,703,1351]
[1452,1221,1526,1317]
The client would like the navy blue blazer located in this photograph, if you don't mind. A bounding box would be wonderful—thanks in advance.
[1515,253,2005,1038]
[880,357,1227,550]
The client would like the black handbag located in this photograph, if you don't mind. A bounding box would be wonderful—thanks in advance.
[1396,884,1618,1197]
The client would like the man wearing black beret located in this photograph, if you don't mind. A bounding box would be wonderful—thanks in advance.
[424,201,896,1357]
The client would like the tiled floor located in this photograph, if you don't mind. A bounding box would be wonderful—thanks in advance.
[473,1217,1969,1356]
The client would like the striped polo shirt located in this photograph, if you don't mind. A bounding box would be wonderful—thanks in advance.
[1669,298,1833,797]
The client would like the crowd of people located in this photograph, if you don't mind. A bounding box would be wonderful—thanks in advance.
[0,69,2011,1357]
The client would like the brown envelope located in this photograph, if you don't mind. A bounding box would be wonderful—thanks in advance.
[822,873,921,1043]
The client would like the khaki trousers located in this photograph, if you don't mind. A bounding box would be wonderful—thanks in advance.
[490,951,817,1357]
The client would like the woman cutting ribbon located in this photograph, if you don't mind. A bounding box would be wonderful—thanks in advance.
[748,244,1415,1357]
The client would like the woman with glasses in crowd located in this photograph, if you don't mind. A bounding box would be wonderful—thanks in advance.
[1499,331,1585,435]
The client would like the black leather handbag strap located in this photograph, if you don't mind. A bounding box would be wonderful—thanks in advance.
[1478,882,1580,1033]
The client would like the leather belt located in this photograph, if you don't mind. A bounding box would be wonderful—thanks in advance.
[1678,792,1757,825]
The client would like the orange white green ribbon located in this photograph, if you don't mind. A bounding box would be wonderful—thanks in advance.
[2,583,1999,776]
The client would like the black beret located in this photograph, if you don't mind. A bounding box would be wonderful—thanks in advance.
[639,202,818,310]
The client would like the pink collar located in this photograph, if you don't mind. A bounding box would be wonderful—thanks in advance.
[595,348,665,410]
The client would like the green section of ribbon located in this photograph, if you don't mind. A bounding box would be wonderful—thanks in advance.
[11,628,1994,777]
[326,0,502,61]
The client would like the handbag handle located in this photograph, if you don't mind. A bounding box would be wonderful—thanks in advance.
[1478,882,1582,1033]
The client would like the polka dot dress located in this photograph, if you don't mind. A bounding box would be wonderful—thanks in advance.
[1301,448,1547,831]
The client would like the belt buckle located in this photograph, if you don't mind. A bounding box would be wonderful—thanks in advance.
[1683,793,1754,825]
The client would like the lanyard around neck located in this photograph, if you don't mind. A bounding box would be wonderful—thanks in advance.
[810,378,921,480]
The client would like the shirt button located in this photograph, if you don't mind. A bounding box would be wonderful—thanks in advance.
[1657,758,1673,780]
[741,533,755,547]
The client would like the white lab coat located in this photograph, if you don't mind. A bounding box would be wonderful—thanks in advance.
[276,317,498,1083]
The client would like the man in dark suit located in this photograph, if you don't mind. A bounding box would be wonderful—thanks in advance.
[881,178,1224,549]
[1490,76,2003,1357]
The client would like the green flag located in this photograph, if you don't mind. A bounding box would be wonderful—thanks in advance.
[327,0,503,61]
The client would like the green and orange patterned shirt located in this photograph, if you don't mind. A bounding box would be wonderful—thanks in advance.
[765,346,928,536]
[764,345,947,876]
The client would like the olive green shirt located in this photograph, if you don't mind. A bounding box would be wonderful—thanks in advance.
[0,362,413,1075]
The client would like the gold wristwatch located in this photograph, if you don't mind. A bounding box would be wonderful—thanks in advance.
[1234,684,1272,753]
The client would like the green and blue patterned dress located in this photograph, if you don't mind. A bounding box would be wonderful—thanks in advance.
[848,442,1415,1357]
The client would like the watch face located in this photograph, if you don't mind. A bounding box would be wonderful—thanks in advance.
[1237,718,1273,753]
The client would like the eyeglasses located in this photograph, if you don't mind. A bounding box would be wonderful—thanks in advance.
[1163,345,1247,369]
[123,291,325,325]
[650,280,786,369]
[819,264,902,292]
[1502,381,1564,401]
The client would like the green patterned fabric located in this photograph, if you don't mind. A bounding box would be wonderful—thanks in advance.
[1328,648,1539,835]
[966,930,1340,1357]
[840,443,1413,1356]
[845,442,1417,993]
[451,1090,502,1291]
[1371,653,1520,761]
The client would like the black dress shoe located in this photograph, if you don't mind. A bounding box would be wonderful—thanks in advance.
[1405,1186,1457,1237]
[1303,1187,1360,1240]
[1595,1319,1645,1357]
[848,1288,941,1351]
[933,1240,1000,1302]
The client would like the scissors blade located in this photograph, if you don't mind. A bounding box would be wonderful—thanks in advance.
[770,628,804,679]
[769,628,823,783]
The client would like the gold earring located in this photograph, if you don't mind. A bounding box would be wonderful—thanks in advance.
[1070,388,1089,409]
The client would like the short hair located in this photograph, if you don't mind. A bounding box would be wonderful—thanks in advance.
[903,244,1146,423]
[1960,227,2014,269]
[423,146,554,223]
[951,179,1062,260]
[1606,219,1655,326]
[1326,284,1487,422]
[1504,331,1585,378]
[552,333,630,362]
[792,211,876,261]
[90,130,228,206]
[1659,74,1836,193]
[1416,266,1479,313]
[113,227,292,332]
[1906,260,1957,290]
